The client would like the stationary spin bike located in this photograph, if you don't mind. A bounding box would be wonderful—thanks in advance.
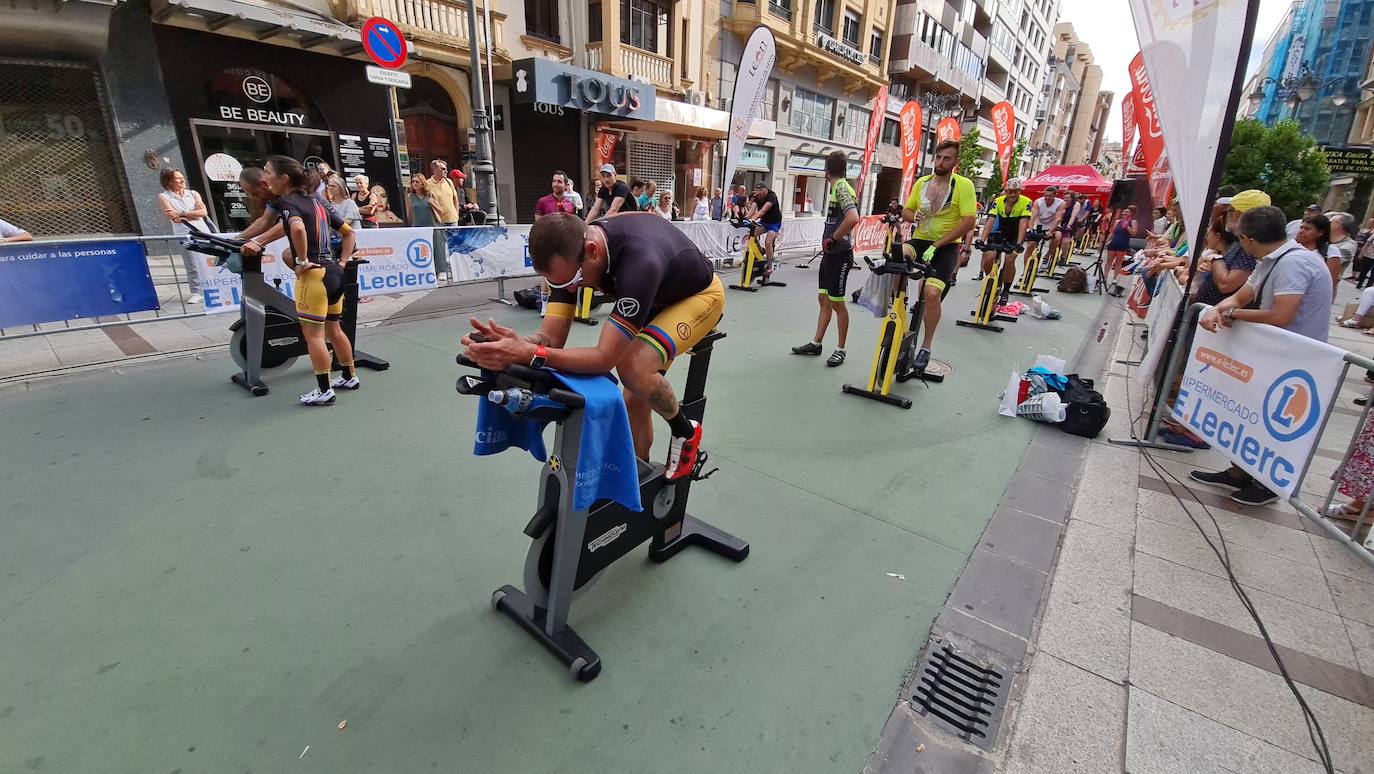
[842,220,944,409]
[957,239,1022,333]
[183,227,389,396]
[1009,228,1052,297]
[728,219,786,291]
[455,331,748,682]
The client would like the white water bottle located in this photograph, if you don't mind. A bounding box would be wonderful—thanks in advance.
[488,388,533,412]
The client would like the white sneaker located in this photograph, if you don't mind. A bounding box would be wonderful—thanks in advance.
[330,376,361,390]
[185,294,202,305]
[299,387,336,406]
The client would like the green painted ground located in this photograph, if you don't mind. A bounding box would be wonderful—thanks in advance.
[0,266,1104,773]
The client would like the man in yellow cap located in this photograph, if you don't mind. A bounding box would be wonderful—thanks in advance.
[1194,189,1270,307]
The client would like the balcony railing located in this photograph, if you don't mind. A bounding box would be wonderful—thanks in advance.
[768,0,792,20]
[339,0,507,56]
[587,42,674,89]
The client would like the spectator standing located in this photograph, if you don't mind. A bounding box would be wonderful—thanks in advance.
[637,180,657,210]
[0,216,32,242]
[406,175,435,228]
[324,176,363,231]
[654,190,678,220]
[1357,215,1374,288]
[1294,213,1341,292]
[565,179,583,216]
[535,170,577,218]
[1328,210,1358,281]
[1151,206,1169,235]
[352,174,379,228]
[1193,189,1269,306]
[1105,205,1138,288]
[450,169,484,225]
[710,187,724,220]
[1286,203,1321,239]
[584,164,637,220]
[691,187,711,221]
[158,167,209,304]
[314,162,335,198]
[424,159,461,227]
[1190,205,1334,506]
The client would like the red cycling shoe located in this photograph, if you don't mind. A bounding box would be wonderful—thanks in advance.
[666,421,702,480]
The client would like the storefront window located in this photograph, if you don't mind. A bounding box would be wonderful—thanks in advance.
[790,88,834,139]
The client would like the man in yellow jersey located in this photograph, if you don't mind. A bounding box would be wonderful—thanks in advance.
[901,140,978,372]
[977,176,1032,300]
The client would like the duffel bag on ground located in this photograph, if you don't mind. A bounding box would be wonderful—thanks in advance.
[1061,400,1111,438]
[513,287,542,310]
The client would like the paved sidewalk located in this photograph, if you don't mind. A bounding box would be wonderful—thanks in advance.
[995,308,1374,774]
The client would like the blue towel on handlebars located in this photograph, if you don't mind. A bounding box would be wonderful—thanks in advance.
[473,370,642,513]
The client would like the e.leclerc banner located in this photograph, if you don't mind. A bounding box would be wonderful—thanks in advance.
[721,26,776,191]
[936,117,961,145]
[856,84,888,201]
[194,227,442,314]
[1127,0,1254,245]
[1121,92,1137,171]
[899,101,922,200]
[991,101,1015,183]
[1127,53,1174,208]
[1172,315,1345,499]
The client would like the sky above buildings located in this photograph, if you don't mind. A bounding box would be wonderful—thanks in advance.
[1062,0,1293,143]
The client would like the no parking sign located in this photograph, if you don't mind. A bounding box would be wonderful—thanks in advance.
[361,17,408,69]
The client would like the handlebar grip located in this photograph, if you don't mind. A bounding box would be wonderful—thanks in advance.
[548,387,585,409]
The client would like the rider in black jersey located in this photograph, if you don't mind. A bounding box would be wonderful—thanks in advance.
[463,212,724,480]
[261,155,359,406]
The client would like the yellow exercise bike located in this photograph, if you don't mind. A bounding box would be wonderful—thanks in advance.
[842,222,944,409]
[1010,228,1052,297]
[957,238,1022,333]
[729,218,787,291]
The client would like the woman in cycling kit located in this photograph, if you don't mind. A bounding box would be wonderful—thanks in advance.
[262,155,361,406]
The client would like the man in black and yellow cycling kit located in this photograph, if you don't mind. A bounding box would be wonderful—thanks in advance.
[978,176,1032,301]
[792,150,860,366]
[901,139,978,372]
[463,212,724,482]
[260,155,360,406]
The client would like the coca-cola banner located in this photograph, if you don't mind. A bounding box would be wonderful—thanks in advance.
[991,101,1015,183]
[1128,53,1173,208]
[899,101,922,201]
[722,26,776,191]
[1120,92,1136,173]
[936,117,961,145]
[1127,0,1255,245]
[595,129,619,170]
[856,85,888,201]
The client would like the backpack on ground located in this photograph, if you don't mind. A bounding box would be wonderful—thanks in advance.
[1057,266,1088,293]
[513,287,542,310]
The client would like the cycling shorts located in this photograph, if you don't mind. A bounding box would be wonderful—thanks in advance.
[634,274,725,368]
[904,239,959,294]
[818,245,853,301]
[294,262,344,325]
[760,221,782,234]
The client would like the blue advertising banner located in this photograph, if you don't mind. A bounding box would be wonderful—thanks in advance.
[0,240,159,328]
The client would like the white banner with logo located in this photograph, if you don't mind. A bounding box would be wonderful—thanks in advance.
[1171,315,1346,498]
[443,225,533,281]
[675,218,825,261]
[1128,0,1253,241]
[1135,272,1182,388]
[722,26,776,189]
[193,227,439,314]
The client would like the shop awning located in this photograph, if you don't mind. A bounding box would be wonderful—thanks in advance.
[152,0,363,53]
[599,97,776,141]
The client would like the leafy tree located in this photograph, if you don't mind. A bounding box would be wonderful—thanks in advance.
[983,140,1027,201]
[957,128,985,181]
[1221,119,1330,219]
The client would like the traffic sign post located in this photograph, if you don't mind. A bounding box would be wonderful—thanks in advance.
[361,17,408,70]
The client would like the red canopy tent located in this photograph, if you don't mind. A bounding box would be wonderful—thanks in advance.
[1022,165,1114,203]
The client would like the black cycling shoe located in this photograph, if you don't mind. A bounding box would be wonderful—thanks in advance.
[826,349,846,367]
[912,348,931,372]
[792,342,823,356]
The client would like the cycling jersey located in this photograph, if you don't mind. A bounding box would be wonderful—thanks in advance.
[991,194,1032,242]
[823,179,858,245]
[904,173,977,242]
[274,192,347,262]
[546,213,717,363]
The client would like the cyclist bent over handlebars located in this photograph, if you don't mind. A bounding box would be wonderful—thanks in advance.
[900,140,978,372]
[978,176,1032,295]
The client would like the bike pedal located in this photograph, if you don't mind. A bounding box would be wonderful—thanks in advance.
[691,451,718,482]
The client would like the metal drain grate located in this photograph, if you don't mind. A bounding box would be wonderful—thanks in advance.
[910,644,1009,751]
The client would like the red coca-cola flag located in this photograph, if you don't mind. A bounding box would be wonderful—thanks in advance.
[1120,92,1136,171]
[936,116,961,145]
[595,130,619,170]
[899,101,922,202]
[856,85,888,200]
[991,101,1015,183]
[1128,53,1173,206]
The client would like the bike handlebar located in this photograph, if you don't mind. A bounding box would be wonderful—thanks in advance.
[864,256,929,279]
[973,239,1023,254]
[455,344,586,409]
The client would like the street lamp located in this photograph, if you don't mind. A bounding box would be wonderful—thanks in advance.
[1248,63,1348,121]
[916,90,963,174]
[1024,143,1057,176]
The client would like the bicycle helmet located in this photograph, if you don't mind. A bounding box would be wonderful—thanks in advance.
[1005,176,1026,190]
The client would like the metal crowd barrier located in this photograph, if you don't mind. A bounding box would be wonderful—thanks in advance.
[1141,303,1374,567]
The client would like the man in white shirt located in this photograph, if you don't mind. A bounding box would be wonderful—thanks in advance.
[1286,203,1320,239]
[0,217,32,243]
[1191,205,1333,506]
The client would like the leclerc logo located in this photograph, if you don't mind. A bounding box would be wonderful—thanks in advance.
[1263,369,1320,442]
[406,238,433,268]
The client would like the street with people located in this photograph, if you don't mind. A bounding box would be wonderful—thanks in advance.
[3,0,1374,772]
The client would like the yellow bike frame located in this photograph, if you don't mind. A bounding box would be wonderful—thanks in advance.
[730,227,786,291]
[958,242,1019,332]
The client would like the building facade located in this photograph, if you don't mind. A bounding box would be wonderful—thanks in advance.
[1028,21,1108,173]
